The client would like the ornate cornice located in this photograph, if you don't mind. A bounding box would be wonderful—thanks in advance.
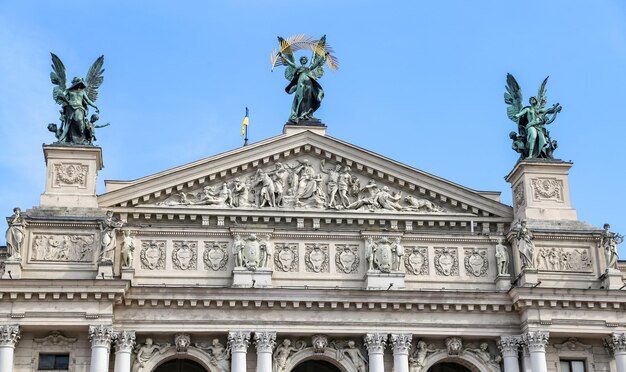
[522,331,549,353]
[89,324,114,348]
[606,333,626,354]
[113,330,136,353]
[389,333,412,355]
[0,325,21,347]
[228,331,251,353]
[498,335,522,357]
[254,332,276,353]
[364,333,387,355]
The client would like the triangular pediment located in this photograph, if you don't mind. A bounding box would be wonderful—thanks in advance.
[98,130,512,218]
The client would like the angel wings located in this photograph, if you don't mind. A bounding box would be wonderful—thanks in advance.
[504,73,562,159]
[48,53,107,145]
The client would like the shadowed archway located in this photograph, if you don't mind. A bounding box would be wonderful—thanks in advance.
[428,362,473,372]
[153,358,208,372]
[292,359,342,372]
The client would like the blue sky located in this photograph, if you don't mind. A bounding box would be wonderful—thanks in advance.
[0,1,624,252]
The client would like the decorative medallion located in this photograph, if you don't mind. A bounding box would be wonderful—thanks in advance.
[172,241,197,270]
[445,337,463,355]
[203,241,228,271]
[53,163,88,188]
[531,178,563,201]
[404,246,429,275]
[335,244,360,274]
[233,234,272,270]
[305,243,329,273]
[464,248,488,277]
[513,182,525,208]
[274,243,299,272]
[140,240,166,270]
[434,247,458,276]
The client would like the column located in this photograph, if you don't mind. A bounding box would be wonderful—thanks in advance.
[498,335,521,372]
[89,325,114,372]
[113,330,136,372]
[254,332,276,372]
[522,331,548,372]
[390,334,412,372]
[607,333,626,372]
[364,333,387,372]
[520,344,531,372]
[229,331,251,372]
[0,325,20,372]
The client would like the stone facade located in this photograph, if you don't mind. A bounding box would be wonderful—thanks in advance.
[0,124,623,372]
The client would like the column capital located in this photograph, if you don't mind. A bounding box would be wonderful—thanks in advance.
[113,330,136,353]
[364,333,387,355]
[606,333,626,354]
[389,333,412,355]
[0,325,21,348]
[254,332,276,353]
[498,335,522,358]
[89,324,114,348]
[228,331,251,353]
[522,330,549,353]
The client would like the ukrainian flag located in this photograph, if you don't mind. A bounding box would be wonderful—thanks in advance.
[240,107,249,137]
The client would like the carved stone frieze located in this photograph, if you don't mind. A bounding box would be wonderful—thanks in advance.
[522,331,549,353]
[445,337,462,355]
[175,333,191,352]
[172,241,197,270]
[335,244,360,274]
[531,177,563,201]
[0,325,21,347]
[464,248,488,277]
[53,163,88,188]
[203,241,229,271]
[513,182,525,208]
[404,246,429,275]
[227,331,251,353]
[140,240,166,270]
[34,331,77,346]
[88,324,114,348]
[31,233,96,262]
[434,247,458,276]
[113,330,136,353]
[535,247,592,272]
[274,243,299,272]
[304,243,329,273]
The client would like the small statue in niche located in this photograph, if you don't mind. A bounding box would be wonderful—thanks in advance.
[99,210,124,263]
[121,230,135,268]
[601,223,623,271]
[495,239,510,275]
[259,234,273,269]
[515,220,535,270]
[392,237,404,271]
[5,207,26,260]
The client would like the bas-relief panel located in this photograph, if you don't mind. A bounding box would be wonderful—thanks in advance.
[142,155,451,214]
[52,163,88,189]
[535,246,592,273]
[29,233,97,263]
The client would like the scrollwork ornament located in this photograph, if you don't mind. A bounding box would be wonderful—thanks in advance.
[335,244,360,274]
[464,248,488,277]
[172,241,197,270]
[274,243,298,272]
[522,331,549,353]
[203,241,229,271]
[255,332,277,353]
[404,247,429,275]
[0,325,21,347]
[305,243,329,273]
[88,324,113,348]
[33,331,77,347]
[228,331,251,353]
[434,248,458,276]
[514,182,525,208]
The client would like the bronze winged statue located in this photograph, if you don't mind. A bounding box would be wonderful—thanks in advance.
[48,53,109,145]
[505,74,562,159]
[271,35,338,124]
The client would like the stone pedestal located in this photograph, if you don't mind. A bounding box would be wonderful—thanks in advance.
[364,271,405,290]
[517,269,539,287]
[1,260,22,279]
[40,145,103,208]
[283,122,327,136]
[232,268,272,288]
[96,262,114,280]
[121,268,135,281]
[505,160,577,222]
[601,269,624,290]
[495,275,513,290]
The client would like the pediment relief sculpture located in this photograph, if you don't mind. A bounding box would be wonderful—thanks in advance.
[146,156,450,214]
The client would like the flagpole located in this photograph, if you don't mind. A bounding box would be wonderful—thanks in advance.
[244,124,248,146]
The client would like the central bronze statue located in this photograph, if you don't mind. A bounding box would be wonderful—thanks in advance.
[271,35,338,124]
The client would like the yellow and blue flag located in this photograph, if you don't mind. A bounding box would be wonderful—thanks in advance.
[240,107,249,137]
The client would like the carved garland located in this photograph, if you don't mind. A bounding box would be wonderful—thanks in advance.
[531,178,563,201]
[53,163,88,187]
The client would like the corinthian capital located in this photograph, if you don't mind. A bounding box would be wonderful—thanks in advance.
[390,333,412,355]
[498,335,522,358]
[606,333,626,354]
[89,325,114,348]
[113,330,136,353]
[228,331,251,353]
[522,331,549,353]
[364,333,387,355]
[254,332,276,353]
[0,325,21,347]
